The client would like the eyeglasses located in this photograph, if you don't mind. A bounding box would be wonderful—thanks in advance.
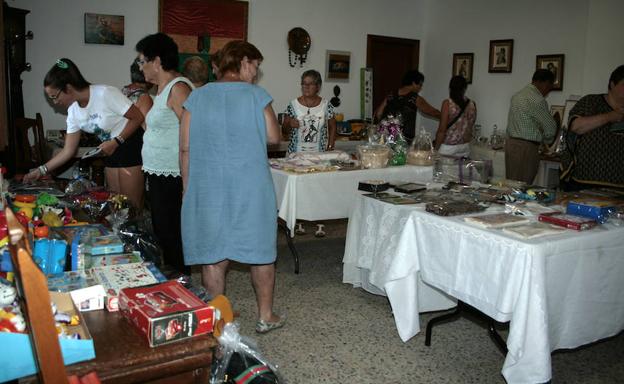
[301,82,317,87]
[135,58,148,66]
[49,88,62,101]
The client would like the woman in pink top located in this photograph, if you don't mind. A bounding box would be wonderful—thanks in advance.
[434,75,477,157]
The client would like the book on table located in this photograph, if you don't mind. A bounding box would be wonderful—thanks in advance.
[502,222,566,239]
[464,213,531,228]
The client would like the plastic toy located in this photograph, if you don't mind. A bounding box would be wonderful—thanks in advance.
[0,309,26,333]
[0,281,16,306]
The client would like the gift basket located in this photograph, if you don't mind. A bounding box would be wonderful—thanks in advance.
[357,144,390,169]
[433,155,492,184]
[407,128,434,166]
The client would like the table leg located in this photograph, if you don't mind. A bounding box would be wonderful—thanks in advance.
[425,302,463,346]
[425,301,508,356]
[278,219,300,274]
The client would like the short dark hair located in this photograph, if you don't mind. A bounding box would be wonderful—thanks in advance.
[608,65,624,90]
[401,70,424,86]
[532,69,555,84]
[182,56,209,85]
[218,40,263,75]
[135,33,179,71]
[43,58,90,91]
[130,61,146,84]
[301,70,322,87]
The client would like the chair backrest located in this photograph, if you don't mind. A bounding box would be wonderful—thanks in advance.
[14,113,46,171]
[6,207,69,383]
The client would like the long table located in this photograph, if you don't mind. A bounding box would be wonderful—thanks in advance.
[343,194,624,383]
[271,165,432,235]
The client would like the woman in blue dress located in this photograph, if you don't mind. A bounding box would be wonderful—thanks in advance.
[180,41,284,333]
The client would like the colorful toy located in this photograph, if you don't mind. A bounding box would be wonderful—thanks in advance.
[0,281,16,306]
[0,309,26,333]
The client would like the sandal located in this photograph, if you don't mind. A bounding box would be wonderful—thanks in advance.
[255,314,286,334]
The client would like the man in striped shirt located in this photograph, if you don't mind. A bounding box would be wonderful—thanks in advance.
[505,69,557,183]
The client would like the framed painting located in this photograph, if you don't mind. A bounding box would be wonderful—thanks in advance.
[537,54,565,91]
[488,39,513,73]
[326,50,351,81]
[452,53,474,83]
[84,13,124,45]
[159,0,248,78]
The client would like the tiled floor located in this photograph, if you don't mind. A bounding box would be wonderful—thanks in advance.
[200,223,624,384]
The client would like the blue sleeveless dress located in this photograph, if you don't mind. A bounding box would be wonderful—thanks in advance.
[181,82,277,265]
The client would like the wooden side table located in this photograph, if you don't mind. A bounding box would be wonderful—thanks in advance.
[22,310,218,383]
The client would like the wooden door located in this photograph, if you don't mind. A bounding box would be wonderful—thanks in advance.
[366,35,419,117]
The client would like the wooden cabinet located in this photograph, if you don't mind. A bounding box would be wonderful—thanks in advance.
[2,2,32,175]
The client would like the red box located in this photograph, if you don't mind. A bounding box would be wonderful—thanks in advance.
[538,212,597,231]
[118,281,216,347]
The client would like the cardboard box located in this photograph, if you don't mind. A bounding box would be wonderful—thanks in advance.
[119,281,216,347]
[566,200,616,224]
[89,234,124,256]
[91,262,167,311]
[0,292,95,382]
[85,251,142,269]
[69,284,106,312]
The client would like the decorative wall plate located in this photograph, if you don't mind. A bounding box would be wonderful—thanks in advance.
[288,27,311,67]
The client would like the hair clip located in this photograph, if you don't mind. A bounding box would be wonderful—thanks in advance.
[56,59,69,69]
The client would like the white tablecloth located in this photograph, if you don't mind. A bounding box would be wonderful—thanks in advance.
[271,165,432,234]
[343,196,457,341]
[343,194,624,383]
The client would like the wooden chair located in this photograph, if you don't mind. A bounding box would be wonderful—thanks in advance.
[14,112,46,172]
[6,207,68,382]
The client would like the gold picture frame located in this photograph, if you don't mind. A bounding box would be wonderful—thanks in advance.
[452,53,474,83]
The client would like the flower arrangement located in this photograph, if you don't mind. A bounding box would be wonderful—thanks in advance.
[377,115,403,144]
[377,115,407,165]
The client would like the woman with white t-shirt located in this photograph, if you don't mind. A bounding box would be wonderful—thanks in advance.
[282,70,336,153]
[24,58,145,207]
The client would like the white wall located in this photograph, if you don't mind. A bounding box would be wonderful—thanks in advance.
[13,0,158,132]
[582,0,624,94]
[15,0,424,132]
[247,0,425,120]
[11,0,623,137]
[421,0,591,138]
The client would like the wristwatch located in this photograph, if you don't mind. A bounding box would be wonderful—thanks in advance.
[114,136,125,145]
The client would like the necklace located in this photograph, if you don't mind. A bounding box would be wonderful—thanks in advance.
[301,97,318,114]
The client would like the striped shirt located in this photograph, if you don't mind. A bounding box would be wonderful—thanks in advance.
[506,84,556,143]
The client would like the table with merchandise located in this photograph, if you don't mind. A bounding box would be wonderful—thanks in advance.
[343,186,624,383]
[0,180,222,383]
[271,161,433,235]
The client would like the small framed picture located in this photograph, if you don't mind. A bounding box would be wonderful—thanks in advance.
[326,50,351,81]
[536,54,565,91]
[84,13,124,45]
[488,39,513,73]
[452,53,474,84]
